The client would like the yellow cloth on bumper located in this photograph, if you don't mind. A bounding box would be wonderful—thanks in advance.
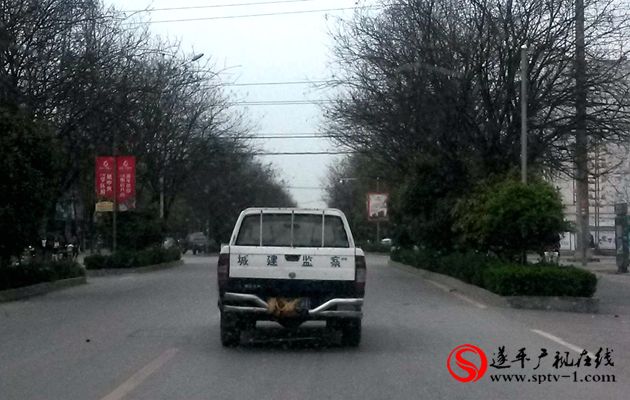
[267,297,300,318]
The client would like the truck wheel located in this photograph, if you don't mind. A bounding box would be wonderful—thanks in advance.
[220,312,241,347]
[341,320,361,347]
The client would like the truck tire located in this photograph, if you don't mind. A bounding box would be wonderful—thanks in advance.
[220,312,241,347]
[341,320,361,347]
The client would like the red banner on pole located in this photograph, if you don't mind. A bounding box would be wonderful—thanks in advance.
[95,156,115,201]
[116,156,136,211]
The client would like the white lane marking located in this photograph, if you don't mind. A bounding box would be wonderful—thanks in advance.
[531,329,596,358]
[451,292,488,309]
[100,348,178,400]
[425,279,451,292]
[425,279,487,309]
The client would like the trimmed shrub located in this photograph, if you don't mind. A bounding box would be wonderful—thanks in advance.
[84,254,108,270]
[0,259,85,291]
[110,250,135,269]
[482,263,597,297]
[437,252,490,287]
[454,178,569,261]
[95,212,163,251]
[391,247,488,282]
[83,247,181,270]
[391,248,597,298]
[163,247,182,262]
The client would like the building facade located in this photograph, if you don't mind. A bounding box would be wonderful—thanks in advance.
[555,143,630,253]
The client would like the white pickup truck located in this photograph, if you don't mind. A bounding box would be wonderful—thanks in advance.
[217,208,366,347]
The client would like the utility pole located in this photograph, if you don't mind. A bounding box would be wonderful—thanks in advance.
[575,0,589,265]
[159,176,164,219]
[520,45,528,184]
[376,177,381,243]
[112,134,118,253]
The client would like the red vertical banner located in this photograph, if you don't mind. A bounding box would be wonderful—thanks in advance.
[95,156,115,201]
[117,156,136,211]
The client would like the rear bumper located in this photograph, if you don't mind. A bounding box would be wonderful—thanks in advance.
[220,292,363,319]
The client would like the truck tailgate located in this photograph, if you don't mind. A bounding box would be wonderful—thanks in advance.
[229,246,355,281]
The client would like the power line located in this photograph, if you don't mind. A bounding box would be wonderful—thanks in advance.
[255,132,319,137]
[128,6,374,24]
[225,79,336,86]
[123,0,322,13]
[231,99,332,105]
[253,151,357,155]
[249,134,336,139]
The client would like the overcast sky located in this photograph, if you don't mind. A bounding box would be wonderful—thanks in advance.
[105,0,370,208]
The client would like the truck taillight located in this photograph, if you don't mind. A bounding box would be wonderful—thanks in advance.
[218,253,230,291]
[355,255,366,296]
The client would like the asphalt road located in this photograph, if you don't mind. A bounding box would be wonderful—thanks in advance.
[0,254,627,400]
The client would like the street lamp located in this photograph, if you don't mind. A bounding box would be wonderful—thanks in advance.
[158,53,204,221]
[189,53,204,63]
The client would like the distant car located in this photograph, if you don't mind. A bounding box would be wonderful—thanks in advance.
[185,232,209,254]
[380,238,392,246]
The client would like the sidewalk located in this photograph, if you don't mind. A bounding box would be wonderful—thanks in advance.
[524,254,629,314]
[561,255,629,275]
[561,255,630,316]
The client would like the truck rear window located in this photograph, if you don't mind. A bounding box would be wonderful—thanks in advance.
[235,213,349,248]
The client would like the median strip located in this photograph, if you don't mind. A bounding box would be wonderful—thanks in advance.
[389,255,599,313]
[0,276,87,303]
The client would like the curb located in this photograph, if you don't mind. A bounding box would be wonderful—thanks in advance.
[388,260,508,308]
[388,259,599,313]
[505,296,599,313]
[0,276,87,303]
[86,259,184,277]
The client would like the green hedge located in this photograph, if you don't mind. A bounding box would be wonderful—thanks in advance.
[84,247,181,270]
[482,263,597,297]
[0,260,85,291]
[391,248,597,298]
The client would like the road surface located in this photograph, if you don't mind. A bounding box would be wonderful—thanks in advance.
[0,254,627,399]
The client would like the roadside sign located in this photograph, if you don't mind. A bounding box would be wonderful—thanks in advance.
[95,156,136,212]
[95,156,115,202]
[95,201,114,212]
[367,192,389,221]
[116,156,136,211]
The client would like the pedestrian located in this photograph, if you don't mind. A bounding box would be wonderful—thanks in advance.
[53,236,61,261]
[72,239,79,259]
[45,234,54,261]
[41,237,48,259]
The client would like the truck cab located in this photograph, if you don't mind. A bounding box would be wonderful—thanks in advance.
[217,208,366,347]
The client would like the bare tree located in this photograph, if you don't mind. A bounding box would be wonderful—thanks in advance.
[326,0,630,177]
[1,0,295,250]
[325,0,630,248]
